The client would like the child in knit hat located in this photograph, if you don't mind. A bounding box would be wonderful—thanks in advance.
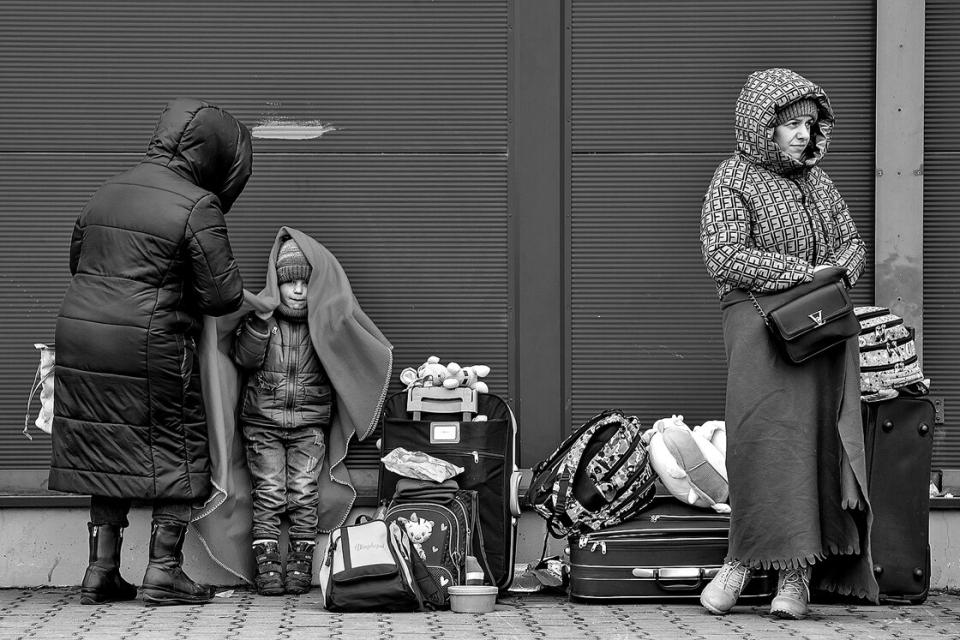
[231,237,330,596]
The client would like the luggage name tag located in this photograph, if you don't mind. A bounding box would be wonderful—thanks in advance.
[430,422,461,444]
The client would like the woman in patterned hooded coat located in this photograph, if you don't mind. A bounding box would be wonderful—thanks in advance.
[50,99,251,606]
[699,68,876,619]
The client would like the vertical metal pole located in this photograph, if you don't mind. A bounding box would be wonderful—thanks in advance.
[875,0,925,355]
[510,0,564,465]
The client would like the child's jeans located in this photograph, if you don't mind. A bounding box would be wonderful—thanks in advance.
[242,424,325,541]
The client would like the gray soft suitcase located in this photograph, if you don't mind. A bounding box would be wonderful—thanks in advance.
[568,497,775,602]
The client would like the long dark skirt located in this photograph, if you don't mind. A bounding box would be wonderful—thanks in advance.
[721,291,878,601]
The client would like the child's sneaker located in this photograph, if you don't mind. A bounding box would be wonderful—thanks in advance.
[770,566,810,619]
[284,540,316,595]
[252,540,284,596]
[700,561,751,615]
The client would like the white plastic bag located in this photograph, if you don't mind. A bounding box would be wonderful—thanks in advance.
[381,447,463,483]
[24,343,54,439]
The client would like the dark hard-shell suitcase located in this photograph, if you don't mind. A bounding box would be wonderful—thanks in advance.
[861,396,935,604]
[568,497,775,601]
[378,387,521,591]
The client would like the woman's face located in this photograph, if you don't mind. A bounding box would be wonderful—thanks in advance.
[279,279,308,310]
[773,114,814,162]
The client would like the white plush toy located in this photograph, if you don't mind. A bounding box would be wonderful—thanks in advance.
[442,362,491,393]
[642,415,730,513]
[399,356,491,393]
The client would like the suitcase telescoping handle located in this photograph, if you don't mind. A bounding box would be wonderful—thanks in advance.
[630,566,717,591]
[407,386,478,421]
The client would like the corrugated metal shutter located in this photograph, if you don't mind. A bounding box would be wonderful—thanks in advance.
[568,1,876,428]
[0,1,508,474]
[924,1,960,469]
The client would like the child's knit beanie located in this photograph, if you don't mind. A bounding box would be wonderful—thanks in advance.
[773,97,819,126]
[276,238,311,284]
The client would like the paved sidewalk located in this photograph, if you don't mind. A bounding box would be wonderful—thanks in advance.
[1,587,960,640]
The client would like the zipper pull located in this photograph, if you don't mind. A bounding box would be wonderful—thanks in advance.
[472,451,479,463]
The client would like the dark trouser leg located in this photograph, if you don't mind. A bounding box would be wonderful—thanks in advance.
[140,500,214,606]
[81,496,138,605]
[151,500,192,526]
[90,495,131,527]
[284,426,324,594]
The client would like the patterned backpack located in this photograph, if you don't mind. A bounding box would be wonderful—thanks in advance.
[528,410,657,538]
[855,306,928,396]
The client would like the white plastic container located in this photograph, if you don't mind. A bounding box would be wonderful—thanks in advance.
[448,585,498,613]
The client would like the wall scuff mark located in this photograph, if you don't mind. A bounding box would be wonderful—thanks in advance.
[252,120,337,140]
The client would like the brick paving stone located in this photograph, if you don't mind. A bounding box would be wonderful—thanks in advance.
[2,588,960,639]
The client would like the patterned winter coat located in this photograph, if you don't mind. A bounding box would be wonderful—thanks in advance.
[700,67,866,299]
[232,311,333,430]
[50,99,250,500]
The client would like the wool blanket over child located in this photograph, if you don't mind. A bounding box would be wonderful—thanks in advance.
[194,227,392,581]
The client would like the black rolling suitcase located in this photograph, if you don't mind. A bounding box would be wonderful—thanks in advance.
[378,386,521,591]
[568,497,775,601]
[861,396,935,604]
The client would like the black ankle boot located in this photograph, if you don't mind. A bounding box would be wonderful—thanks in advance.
[80,523,139,605]
[284,540,316,595]
[253,540,284,596]
[141,522,215,606]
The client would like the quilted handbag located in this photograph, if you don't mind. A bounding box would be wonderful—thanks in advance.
[749,269,860,364]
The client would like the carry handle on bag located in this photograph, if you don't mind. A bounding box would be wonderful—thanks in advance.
[408,386,478,421]
[631,567,711,592]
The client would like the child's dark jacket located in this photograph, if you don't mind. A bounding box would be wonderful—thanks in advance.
[233,312,333,430]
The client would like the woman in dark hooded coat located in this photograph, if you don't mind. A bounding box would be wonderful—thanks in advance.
[50,98,251,606]
[699,69,876,619]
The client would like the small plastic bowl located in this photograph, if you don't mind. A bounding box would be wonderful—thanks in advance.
[448,585,498,613]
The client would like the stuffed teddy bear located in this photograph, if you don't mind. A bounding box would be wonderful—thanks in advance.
[642,415,729,513]
[397,513,434,561]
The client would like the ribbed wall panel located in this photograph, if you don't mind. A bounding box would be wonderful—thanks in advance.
[1,153,509,467]
[0,1,508,472]
[569,153,875,427]
[0,0,508,153]
[569,1,876,427]
[570,1,876,152]
[924,1,960,468]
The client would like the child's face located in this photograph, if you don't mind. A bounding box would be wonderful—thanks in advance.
[279,279,308,310]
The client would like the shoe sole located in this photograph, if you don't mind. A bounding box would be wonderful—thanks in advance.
[699,595,732,616]
[141,587,213,606]
[80,590,138,605]
[701,602,731,615]
[771,608,805,620]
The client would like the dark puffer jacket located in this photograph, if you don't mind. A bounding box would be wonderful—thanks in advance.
[232,312,333,430]
[50,99,251,500]
[700,67,866,299]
